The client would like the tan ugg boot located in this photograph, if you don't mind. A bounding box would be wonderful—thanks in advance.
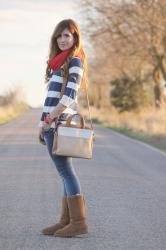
[54,194,88,237]
[42,196,69,235]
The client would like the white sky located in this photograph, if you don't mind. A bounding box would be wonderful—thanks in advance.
[0,0,87,107]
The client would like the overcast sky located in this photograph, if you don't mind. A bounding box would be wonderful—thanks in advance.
[0,0,87,107]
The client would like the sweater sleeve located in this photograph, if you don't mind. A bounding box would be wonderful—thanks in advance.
[59,57,83,107]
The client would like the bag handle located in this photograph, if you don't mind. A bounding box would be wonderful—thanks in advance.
[85,88,93,130]
[66,113,85,128]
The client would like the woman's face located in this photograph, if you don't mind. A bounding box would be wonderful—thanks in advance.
[57,28,75,51]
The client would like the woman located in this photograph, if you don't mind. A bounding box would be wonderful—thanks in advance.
[38,19,88,237]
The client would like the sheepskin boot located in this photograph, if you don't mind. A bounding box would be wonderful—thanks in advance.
[42,196,69,235]
[54,194,88,237]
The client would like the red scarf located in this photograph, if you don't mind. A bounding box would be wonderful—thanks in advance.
[48,48,82,72]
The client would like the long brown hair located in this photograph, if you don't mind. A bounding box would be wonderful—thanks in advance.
[45,19,88,90]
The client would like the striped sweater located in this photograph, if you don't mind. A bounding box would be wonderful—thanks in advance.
[38,57,83,128]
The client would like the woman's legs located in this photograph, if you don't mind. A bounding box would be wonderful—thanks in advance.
[42,128,88,237]
[43,129,81,196]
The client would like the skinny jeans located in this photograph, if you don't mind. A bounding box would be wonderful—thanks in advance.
[43,128,81,196]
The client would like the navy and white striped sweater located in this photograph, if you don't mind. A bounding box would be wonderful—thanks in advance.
[38,57,83,128]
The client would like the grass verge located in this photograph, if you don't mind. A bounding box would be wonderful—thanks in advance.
[104,123,166,152]
[0,103,30,125]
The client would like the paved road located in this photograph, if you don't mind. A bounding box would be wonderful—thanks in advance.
[0,108,166,250]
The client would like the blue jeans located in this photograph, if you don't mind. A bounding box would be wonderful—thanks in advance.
[43,128,81,196]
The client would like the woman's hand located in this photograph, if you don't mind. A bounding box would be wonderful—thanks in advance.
[44,113,54,124]
[38,127,46,145]
[42,114,54,131]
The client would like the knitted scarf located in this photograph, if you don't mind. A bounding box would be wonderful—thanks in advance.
[48,48,82,72]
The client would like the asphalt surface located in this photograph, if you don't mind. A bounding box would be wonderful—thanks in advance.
[0,108,166,250]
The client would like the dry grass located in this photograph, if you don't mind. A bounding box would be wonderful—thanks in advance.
[0,86,29,125]
[110,107,166,135]
[81,105,166,135]
[80,105,166,151]
[0,102,29,124]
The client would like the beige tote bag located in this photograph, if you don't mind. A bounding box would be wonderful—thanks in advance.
[52,114,94,159]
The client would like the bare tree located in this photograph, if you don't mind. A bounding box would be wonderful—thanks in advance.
[79,0,166,108]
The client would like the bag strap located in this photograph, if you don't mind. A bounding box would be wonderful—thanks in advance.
[85,88,93,130]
